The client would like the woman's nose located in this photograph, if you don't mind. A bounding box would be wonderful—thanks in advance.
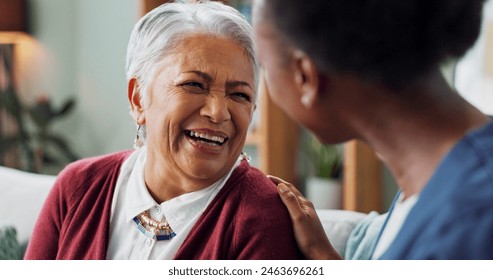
[200,94,231,123]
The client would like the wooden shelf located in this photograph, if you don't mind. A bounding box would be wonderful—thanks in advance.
[343,140,382,213]
[255,75,299,184]
[139,0,169,15]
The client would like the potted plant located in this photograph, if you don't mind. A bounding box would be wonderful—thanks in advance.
[304,135,343,209]
[0,88,79,173]
[27,95,79,171]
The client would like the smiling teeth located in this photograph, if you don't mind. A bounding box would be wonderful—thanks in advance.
[189,131,225,144]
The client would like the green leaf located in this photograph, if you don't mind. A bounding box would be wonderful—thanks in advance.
[42,151,60,165]
[306,136,343,179]
[0,86,23,119]
[53,98,75,118]
[45,134,79,161]
[27,106,49,128]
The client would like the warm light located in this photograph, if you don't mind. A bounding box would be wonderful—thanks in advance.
[0,32,53,104]
[13,35,54,103]
[0,32,30,44]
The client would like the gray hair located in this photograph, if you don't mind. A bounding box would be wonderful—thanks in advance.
[125,0,259,102]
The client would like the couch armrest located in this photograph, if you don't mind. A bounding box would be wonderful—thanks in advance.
[0,166,56,246]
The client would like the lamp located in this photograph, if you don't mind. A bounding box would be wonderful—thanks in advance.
[0,0,28,32]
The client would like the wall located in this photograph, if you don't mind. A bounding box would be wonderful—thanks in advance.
[455,0,493,115]
[72,0,139,157]
[18,0,75,106]
[25,0,139,170]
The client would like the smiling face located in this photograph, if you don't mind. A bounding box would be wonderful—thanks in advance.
[130,34,256,189]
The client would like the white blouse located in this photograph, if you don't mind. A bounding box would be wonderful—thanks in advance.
[106,147,240,259]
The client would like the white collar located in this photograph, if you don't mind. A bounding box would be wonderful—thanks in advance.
[121,147,240,234]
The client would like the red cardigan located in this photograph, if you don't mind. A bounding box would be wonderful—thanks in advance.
[24,151,303,260]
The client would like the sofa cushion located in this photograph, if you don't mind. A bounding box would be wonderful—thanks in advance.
[316,209,368,256]
[0,166,56,247]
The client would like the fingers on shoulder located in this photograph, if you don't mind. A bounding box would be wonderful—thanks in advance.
[269,175,303,197]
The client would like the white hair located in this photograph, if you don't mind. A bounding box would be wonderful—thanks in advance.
[125,0,259,103]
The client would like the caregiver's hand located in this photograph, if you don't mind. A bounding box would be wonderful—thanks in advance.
[268,175,342,260]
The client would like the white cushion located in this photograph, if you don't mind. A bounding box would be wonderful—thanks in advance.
[0,166,56,245]
[315,209,368,256]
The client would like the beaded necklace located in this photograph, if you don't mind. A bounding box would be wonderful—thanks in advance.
[133,210,176,241]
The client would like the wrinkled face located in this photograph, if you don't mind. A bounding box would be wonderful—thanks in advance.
[140,34,255,183]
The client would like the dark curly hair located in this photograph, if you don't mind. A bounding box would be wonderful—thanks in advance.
[261,0,486,87]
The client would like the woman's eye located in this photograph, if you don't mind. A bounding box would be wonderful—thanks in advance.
[231,92,251,102]
[183,82,204,89]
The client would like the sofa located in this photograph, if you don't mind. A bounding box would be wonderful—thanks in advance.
[0,165,383,260]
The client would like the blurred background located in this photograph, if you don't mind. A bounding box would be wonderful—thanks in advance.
[0,0,139,174]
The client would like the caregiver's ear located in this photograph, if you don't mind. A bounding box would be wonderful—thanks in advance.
[292,50,319,108]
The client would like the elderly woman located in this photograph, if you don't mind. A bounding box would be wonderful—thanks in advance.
[252,0,493,259]
[25,1,301,260]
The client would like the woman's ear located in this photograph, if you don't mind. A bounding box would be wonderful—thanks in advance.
[292,50,319,109]
[128,77,145,125]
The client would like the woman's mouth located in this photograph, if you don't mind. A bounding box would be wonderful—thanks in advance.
[185,130,228,147]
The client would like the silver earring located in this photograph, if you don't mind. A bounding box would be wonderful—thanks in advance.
[241,152,251,163]
[301,95,311,108]
[133,125,144,149]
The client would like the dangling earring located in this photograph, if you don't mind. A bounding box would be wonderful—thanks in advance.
[241,152,251,163]
[133,125,144,149]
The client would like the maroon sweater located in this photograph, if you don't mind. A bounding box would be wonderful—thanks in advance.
[25,151,303,260]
